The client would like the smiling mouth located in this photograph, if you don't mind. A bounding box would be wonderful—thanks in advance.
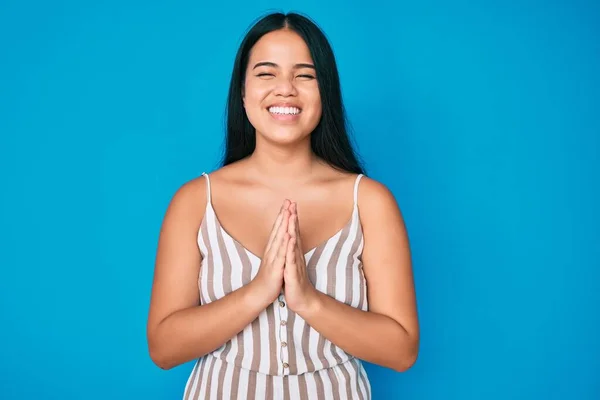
[268,106,302,115]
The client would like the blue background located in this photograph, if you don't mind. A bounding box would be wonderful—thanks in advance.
[1,0,598,399]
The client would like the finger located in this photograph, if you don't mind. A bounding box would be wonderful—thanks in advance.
[265,212,284,252]
[288,208,296,238]
[296,248,304,269]
[265,201,290,253]
[287,237,297,267]
[292,203,303,249]
[276,233,290,266]
[268,210,290,264]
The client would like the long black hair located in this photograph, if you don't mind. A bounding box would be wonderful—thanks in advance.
[221,12,365,175]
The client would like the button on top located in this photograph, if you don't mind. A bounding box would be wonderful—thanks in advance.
[279,301,286,308]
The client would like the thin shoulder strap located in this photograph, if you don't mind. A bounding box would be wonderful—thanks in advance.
[201,172,211,204]
[353,174,364,206]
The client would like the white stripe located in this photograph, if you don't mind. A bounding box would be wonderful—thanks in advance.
[234,366,250,399]
[258,307,271,374]
[222,360,235,399]
[241,321,254,370]
[304,372,318,398]
[320,369,334,399]
[197,228,209,305]
[356,359,369,399]
[183,360,200,399]
[333,365,349,400]
[308,325,324,371]
[250,256,261,280]
[288,374,300,399]
[222,233,242,366]
[323,339,339,369]
[313,234,337,293]
[347,359,361,400]
[293,316,308,373]
[359,361,371,399]
[254,370,267,398]
[196,356,213,400]
[335,209,360,301]
[321,234,345,368]
[222,233,244,291]
[207,210,225,299]
[209,358,222,400]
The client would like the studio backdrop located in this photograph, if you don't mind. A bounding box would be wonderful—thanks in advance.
[1,1,598,399]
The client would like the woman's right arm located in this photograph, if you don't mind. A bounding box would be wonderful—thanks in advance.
[146,180,287,370]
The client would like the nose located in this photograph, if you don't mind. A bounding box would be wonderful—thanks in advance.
[273,75,297,97]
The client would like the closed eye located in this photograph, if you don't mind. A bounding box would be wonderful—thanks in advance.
[297,74,315,79]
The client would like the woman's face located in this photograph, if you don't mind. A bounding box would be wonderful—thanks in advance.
[243,29,322,146]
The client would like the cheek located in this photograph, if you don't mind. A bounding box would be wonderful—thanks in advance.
[304,90,322,119]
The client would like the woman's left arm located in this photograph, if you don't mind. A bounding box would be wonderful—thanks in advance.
[287,177,419,372]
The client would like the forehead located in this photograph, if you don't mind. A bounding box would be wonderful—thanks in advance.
[248,29,314,66]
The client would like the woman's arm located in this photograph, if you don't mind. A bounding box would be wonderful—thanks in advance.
[146,180,273,370]
[295,177,420,372]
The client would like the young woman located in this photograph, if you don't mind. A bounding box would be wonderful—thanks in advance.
[147,12,419,399]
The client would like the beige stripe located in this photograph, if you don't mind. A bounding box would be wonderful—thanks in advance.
[197,221,208,305]
[218,341,232,364]
[214,219,235,363]
[200,216,216,303]
[230,361,241,400]
[183,360,200,400]
[233,240,253,284]
[215,359,227,400]
[283,376,290,400]
[266,304,278,375]
[306,242,325,271]
[338,361,353,400]
[298,373,309,400]
[327,220,352,296]
[203,356,217,400]
[247,370,257,400]
[229,241,252,371]
[358,361,370,399]
[328,221,354,366]
[316,335,328,368]
[355,229,366,311]
[345,218,363,305]
[250,317,261,371]
[286,311,298,374]
[302,245,325,372]
[232,330,244,370]
[265,374,274,400]
[314,368,326,399]
[232,243,262,372]
[192,357,209,400]
[301,322,314,371]
[351,359,365,400]
[326,367,341,399]
[215,214,233,295]
[315,223,352,369]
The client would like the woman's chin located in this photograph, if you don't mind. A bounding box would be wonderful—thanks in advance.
[259,128,309,145]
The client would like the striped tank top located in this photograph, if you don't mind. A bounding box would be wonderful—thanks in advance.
[183,172,371,400]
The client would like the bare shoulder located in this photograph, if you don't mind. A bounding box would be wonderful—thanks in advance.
[357,176,404,223]
[162,173,210,229]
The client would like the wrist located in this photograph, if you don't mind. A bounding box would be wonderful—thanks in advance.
[244,279,278,310]
[296,288,324,319]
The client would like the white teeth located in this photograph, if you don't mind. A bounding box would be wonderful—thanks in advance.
[268,106,301,115]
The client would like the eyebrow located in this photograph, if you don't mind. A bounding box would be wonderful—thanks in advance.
[252,61,316,70]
